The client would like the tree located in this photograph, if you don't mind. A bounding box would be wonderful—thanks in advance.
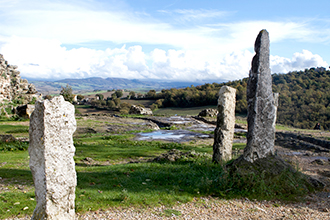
[107,100,116,108]
[115,90,123,98]
[96,94,104,100]
[77,94,85,101]
[146,89,156,99]
[129,91,136,99]
[44,95,52,100]
[60,84,75,103]
[114,98,121,106]
[111,93,117,99]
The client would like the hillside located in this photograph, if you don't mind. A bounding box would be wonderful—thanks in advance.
[29,77,209,94]
[148,67,330,130]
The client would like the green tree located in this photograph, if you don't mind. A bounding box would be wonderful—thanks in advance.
[111,93,117,99]
[44,95,52,100]
[114,98,121,106]
[77,94,84,101]
[60,84,75,103]
[107,100,116,108]
[115,90,123,98]
[129,91,136,99]
[96,94,104,100]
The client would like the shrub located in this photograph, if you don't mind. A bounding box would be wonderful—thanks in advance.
[60,84,75,103]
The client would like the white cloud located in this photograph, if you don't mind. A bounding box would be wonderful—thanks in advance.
[0,0,329,82]
[271,50,328,74]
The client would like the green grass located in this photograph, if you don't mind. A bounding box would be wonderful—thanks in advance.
[121,99,155,107]
[0,120,314,219]
[0,124,29,138]
[81,90,108,96]
[154,105,217,116]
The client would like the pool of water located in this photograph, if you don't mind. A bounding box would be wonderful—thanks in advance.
[136,130,210,142]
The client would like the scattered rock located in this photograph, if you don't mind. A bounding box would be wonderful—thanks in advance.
[311,159,327,165]
[129,105,153,115]
[308,177,326,189]
[0,134,16,142]
[75,127,97,134]
[317,170,330,177]
[83,157,95,164]
[198,109,218,117]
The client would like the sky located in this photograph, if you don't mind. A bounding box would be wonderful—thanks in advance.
[0,0,329,82]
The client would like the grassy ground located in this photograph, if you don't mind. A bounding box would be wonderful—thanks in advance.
[0,123,29,138]
[0,116,315,219]
[121,99,155,107]
[153,106,217,116]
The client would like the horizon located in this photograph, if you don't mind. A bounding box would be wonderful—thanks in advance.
[1,0,330,82]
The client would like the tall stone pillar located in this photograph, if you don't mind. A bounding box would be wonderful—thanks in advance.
[243,29,278,163]
[29,96,77,219]
[212,86,236,163]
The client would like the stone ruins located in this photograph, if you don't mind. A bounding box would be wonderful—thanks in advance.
[0,54,38,103]
[29,96,77,219]
[243,29,278,163]
[212,86,236,163]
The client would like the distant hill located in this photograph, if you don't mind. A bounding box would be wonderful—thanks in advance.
[28,77,218,95]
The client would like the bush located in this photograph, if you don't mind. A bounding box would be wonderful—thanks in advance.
[60,84,75,103]
[0,141,29,151]
[115,90,123,98]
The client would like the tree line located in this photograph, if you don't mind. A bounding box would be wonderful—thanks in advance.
[146,67,330,130]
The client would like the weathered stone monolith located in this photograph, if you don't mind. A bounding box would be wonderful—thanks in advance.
[243,29,278,163]
[212,86,236,163]
[29,96,77,220]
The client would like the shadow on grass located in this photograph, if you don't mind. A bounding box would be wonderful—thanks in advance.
[0,168,33,185]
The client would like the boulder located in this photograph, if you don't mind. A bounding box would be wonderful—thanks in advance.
[198,109,218,117]
[129,105,153,115]
[15,104,35,119]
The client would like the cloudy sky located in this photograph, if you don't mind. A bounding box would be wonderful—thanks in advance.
[0,0,329,82]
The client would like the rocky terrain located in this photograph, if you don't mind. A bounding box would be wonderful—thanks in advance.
[0,54,38,104]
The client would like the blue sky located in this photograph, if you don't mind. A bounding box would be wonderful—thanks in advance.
[0,0,329,82]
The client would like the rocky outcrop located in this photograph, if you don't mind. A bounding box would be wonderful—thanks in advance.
[129,105,153,115]
[198,109,218,117]
[29,96,77,220]
[243,30,278,163]
[0,54,38,104]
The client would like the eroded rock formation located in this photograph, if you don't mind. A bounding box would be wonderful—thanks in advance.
[0,54,38,103]
[243,29,278,163]
[212,86,236,163]
[29,96,77,220]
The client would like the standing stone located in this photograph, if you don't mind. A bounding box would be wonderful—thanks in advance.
[243,29,278,163]
[29,96,77,220]
[212,86,236,163]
